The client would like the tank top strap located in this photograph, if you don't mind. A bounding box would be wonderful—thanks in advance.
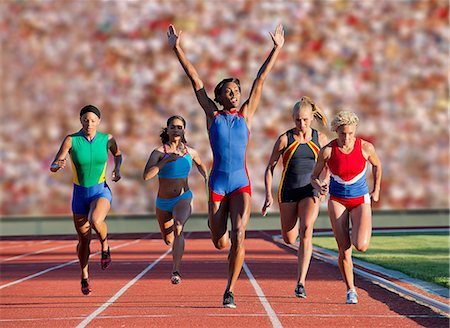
[286,128,296,147]
[311,128,319,145]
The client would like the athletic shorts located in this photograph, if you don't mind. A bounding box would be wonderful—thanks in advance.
[72,182,112,215]
[330,193,370,212]
[208,169,251,202]
[279,183,318,203]
[156,190,193,212]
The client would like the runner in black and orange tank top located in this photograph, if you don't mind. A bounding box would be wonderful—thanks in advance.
[262,97,328,299]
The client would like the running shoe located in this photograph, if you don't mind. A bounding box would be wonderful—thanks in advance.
[223,291,236,308]
[101,247,111,270]
[294,282,307,298]
[171,271,181,285]
[81,278,91,295]
[346,289,358,304]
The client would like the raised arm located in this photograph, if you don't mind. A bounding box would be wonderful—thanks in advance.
[363,140,382,202]
[50,136,72,173]
[108,134,122,182]
[241,24,284,126]
[261,134,286,216]
[167,25,217,119]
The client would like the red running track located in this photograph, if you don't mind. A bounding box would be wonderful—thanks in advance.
[0,231,448,327]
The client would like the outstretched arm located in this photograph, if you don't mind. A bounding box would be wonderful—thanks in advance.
[108,135,122,182]
[241,24,284,126]
[168,25,217,120]
[50,136,72,172]
[262,134,286,216]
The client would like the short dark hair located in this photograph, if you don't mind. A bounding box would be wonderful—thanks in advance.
[213,78,241,104]
[80,105,101,118]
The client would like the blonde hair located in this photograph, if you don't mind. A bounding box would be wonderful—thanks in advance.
[292,96,328,126]
[331,111,359,131]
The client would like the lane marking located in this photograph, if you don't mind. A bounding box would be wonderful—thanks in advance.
[76,232,193,327]
[243,261,283,328]
[272,235,450,317]
[76,248,172,328]
[0,240,51,251]
[1,243,76,263]
[0,238,147,289]
[1,313,446,323]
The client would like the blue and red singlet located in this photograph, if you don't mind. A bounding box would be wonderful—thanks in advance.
[327,137,370,211]
[208,108,251,202]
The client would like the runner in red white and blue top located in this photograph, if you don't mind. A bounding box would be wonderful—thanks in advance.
[311,111,382,305]
[168,23,284,308]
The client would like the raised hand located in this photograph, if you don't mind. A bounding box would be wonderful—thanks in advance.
[165,153,180,163]
[269,23,285,48]
[167,24,181,49]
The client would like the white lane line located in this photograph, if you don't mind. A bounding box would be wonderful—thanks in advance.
[242,261,283,328]
[76,248,172,328]
[1,312,446,323]
[0,239,144,290]
[272,235,450,316]
[0,240,51,251]
[1,244,76,263]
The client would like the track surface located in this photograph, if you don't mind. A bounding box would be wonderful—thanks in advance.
[0,231,448,327]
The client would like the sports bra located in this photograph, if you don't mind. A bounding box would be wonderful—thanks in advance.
[157,143,192,179]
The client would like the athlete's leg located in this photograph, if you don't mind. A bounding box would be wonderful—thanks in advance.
[328,199,354,290]
[297,197,319,285]
[73,214,92,280]
[226,192,251,293]
[350,204,372,252]
[209,199,230,250]
[171,198,192,273]
[279,202,299,244]
[156,207,175,246]
[89,198,111,252]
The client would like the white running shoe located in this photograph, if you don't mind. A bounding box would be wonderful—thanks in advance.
[171,271,181,285]
[346,289,358,304]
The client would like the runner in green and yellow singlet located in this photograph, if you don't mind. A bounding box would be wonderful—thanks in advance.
[51,105,122,295]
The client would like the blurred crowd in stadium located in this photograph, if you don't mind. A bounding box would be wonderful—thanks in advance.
[1,0,448,215]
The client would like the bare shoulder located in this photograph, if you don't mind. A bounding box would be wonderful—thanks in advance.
[186,145,197,156]
[361,139,375,153]
[317,131,328,145]
[320,140,333,157]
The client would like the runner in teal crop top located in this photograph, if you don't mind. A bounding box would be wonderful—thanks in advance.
[158,144,193,179]
[143,116,207,284]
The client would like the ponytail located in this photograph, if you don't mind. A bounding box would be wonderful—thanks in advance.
[293,96,328,126]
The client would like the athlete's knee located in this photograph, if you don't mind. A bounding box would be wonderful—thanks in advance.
[173,221,184,237]
[211,233,229,250]
[354,241,369,252]
[91,217,106,231]
[213,239,228,250]
[164,236,174,246]
[283,235,297,245]
[78,229,91,242]
[231,226,245,240]
[337,244,352,258]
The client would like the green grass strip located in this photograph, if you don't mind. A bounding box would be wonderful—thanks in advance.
[313,232,450,288]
